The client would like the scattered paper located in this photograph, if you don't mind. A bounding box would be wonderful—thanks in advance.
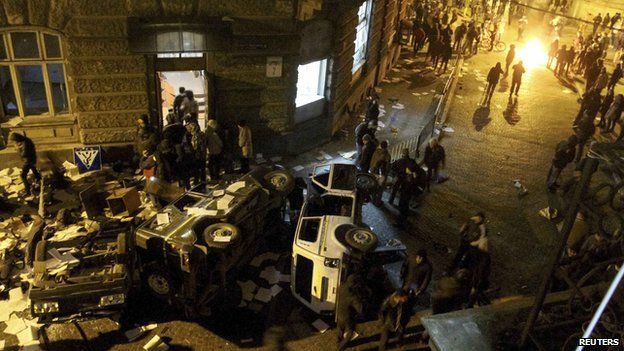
[125,323,158,342]
[455,95,463,98]
[226,181,246,192]
[270,156,282,162]
[392,103,405,110]
[4,317,27,335]
[442,127,455,133]
[256,153,263,159]
[156,213,170,226]
[292,165,305,172]
[338,151,357,160]
[478,87,485,91]
[254,288,273,303]
[217,194,235,210]
[212,189,225,197]
[562,89,572,94]
[279,274,291,283]
[412,92,421,96]
[238,280,257,301]
[312,319,330,333]
[260,266,281,285]
[187,207,219,216]
[421,92,429,95]
[270,285,283,297]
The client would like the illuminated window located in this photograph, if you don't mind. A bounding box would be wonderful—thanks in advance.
[296,59,327,107]
[353,0,373,73]
[0,31,70,118]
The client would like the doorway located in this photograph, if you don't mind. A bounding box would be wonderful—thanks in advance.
[157,70,208,129]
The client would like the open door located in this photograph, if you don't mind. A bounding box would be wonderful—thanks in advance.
[157,70,209,130]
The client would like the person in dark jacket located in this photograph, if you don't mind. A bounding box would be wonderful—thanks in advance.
[395,163,419,227]
[423,138,446,190]
[10,133,41,197]
[585,59,603,92]
[378,289,412,351]
[438,40,453,73]
[574,89,602,125]
[547,135,578,191]
[365,95,380,123]
[356,134,376,173]
[336,274,365,351]
[173,86,186,120]
[574,112,596,162]
[401,249,433,297]
[355,120,377,158]
[453,22,467,52]
[509,61,526,97]
[598,88,615,128]
[412,22,427,54]
[608,63,623,91]
[547,38,559,69]
[504,44,516,76]
[484,62,504,104]
[463,23,478,54]
[564,46,576,76]
[388,148,417,205]
[370,140,391,205]
[135,114,159,161]
[449,212,486,273]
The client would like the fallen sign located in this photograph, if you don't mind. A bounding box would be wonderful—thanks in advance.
[73,146,102,174]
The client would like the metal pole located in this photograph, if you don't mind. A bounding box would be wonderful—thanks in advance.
[575,264,624,351]
[518,158,599,349]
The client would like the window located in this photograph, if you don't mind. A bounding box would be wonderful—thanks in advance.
[299,218,321,242]
[0,31,70,118]
[353,0,373,73]
[295,59,327,107]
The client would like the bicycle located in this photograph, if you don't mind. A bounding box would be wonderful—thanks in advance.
[479,31,506,52]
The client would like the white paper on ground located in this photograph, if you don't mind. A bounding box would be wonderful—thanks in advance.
[421,92,429,95]
[270,285,283,297]
[4,316,27,335]
[279,273,291,283]
[238,280,257,301]
[292,165,305,172]
[254,288,273,303]
[270,156,282,162]
[124,323,158,341]
[412,92,421,96]
[16,324,38,344]
[212,189,225,197]
[478,87,485,91]
[442,127,455,133]
[392,103,405,110]
[312,319,329,333]
[217,194,235,210]
[260,266,280,285]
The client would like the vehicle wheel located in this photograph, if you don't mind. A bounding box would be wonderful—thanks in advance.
[494,41,506,52]
[203,223,241,249]
[143,263,173,300]
[599,214,623,238]
[116,233,128,264]
[264,170,294,196]
[610,183,624,211]
[35,240,47,262]
[345,227,378,253]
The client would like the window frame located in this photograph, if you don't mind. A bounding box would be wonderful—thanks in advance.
[0,29,71,119]
[295,58,328,108]
[352,0,373,74]
[0,33,8,61]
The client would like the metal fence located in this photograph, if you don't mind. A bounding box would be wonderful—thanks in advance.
[388,56,462,162]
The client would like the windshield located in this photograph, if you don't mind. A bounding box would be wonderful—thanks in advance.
[306,194,354,217]
[298,218,321,243]
[331,164,356,190]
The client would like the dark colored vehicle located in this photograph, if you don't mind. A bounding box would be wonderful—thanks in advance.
[29,221,134,323]
[135,166,293,316]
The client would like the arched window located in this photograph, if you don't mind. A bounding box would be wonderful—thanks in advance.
[0,29,70,118]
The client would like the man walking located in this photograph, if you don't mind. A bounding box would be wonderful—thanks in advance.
[484,62,504,104]
[401,249,433,297]
[607,63,623,91]
[356,134,376,173]
[509,61,526,97]
[336,274,365,351]
[388,148,416,205]
[504,44,516,76]
[10,133,41,199]
[370,140,391,206]
[173,86,186,120]
[547,135,578,191]
[423,138,446,190]
[453,22,467,52]
[378,290,412,351]
[205,119,223,181]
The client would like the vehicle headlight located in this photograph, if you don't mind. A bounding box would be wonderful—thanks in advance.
[99,294,125,307]
[33,301,59,314]
[324,258,340,268]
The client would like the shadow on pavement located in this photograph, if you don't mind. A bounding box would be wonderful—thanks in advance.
[472,106,491,131]
[503,97,520,126]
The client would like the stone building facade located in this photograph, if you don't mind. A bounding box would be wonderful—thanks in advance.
[0,0,407,156]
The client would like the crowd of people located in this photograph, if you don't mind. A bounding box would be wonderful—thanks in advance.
[137,86,254,190]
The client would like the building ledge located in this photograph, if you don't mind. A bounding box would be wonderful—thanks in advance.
[1,115,76,129]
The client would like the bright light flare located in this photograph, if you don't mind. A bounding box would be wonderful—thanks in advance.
[517,38,548,69]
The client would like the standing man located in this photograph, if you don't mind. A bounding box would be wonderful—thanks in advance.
[547,135,578,191]
[356,134,376,173]
[336,275,364,351]
[453,21,467,52]
[378,290,412,351]
[388,148,416,205]
[135,114,159,163]
[205,119,223,181]
[184,115,206,185]
[412,22,427,54]
[10,133,41,198]
[449,212,487,273]
[173,87,186,120]
[423,138,446,190]
[592,13,602,37]
[365,95,380,124]
[463,22,478,54]
[401,249,433,297]
[517,16,528,40]
[504,44,516,76]
[237,120,253,173]
[607,62,623,91]
[585,59,603,92]
[554,44,567,76]
[509,61,526,97]
[370,140,391,206]
[484,62,504,105]
[592,67,609,94]
[355,120,376,158]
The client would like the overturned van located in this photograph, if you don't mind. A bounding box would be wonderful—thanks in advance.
[291,163,405,316]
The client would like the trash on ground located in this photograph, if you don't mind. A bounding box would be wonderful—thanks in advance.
[312,319,329,333]
[125,323,158,342]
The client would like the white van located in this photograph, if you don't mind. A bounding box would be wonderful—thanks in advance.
[290,164,404,316]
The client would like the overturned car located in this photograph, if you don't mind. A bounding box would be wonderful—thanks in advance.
[291,163,406,316]
[135,166,293,316]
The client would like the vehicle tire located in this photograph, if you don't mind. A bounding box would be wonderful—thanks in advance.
[610,183,624,211]
[264,170,294,197]
[143,263,173,300]
[35,240,47,262]
[345,227,378,253]
[599,214,624,238]
[494,41,506,52]
[203,223,241,250]
[116,233,128,264]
